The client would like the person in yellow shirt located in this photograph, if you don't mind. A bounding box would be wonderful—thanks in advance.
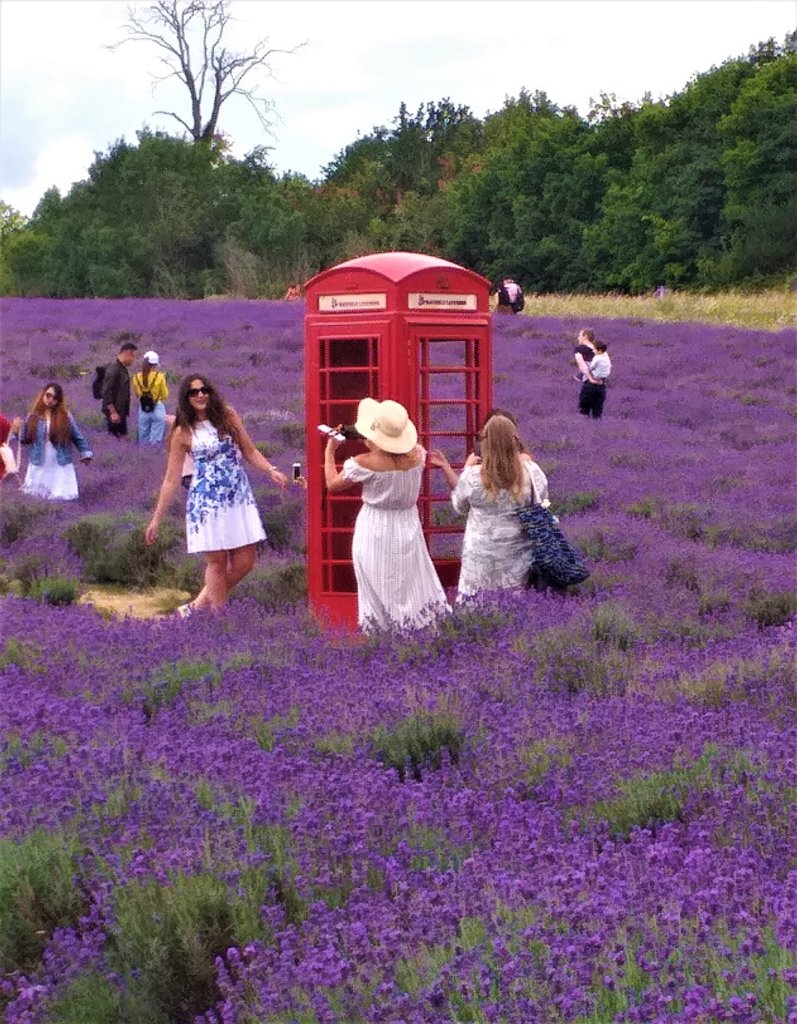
[132,350,170,444]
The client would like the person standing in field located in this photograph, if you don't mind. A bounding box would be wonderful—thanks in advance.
[145,374,288,615]
[0,414,19,483]
[578,340,612,419]
[573,328,596,381]
[429,414,550,599]
[101,340,138,437]
[132,350,169,444]
[323,397,450,633]
[18,383,93,500]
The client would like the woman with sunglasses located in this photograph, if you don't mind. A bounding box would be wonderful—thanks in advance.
[145,375,288,614]
[19,382,93,500]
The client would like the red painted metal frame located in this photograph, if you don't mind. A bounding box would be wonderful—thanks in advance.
[304,253,492,630]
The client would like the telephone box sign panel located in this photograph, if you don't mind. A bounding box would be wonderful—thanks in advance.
[408,292,478,311]
[318,293,387,312]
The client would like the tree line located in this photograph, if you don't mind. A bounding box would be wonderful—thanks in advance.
[1,36,794,299]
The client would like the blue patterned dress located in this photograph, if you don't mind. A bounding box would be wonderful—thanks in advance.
[185,421,266,553]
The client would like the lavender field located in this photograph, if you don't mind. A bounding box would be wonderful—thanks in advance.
[1,298,796,1024]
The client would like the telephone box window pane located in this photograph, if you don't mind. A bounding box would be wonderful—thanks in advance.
[328,369,371,399]
[327,497,360,529]
[331,564,357,592]
[327,533,353,559]
[327,338,373,367]
[426,340,467,367]
[429,533,463,559]
[424,371,474,401]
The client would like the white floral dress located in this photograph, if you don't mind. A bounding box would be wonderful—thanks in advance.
[185,421,265,553]
[452,460,549,597]
[343,447,450,632]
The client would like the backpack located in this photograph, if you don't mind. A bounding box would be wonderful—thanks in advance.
[139,392,155,413]
[511,286,525,314]
[91,366,106,400]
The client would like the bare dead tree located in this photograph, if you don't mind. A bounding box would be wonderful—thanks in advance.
[110,0,302,144]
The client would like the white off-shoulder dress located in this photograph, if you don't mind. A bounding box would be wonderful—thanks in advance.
[452,460,549,597]
[342,447,449,632]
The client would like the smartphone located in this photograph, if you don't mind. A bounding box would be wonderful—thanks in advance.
[317,424,345,442]
[292,462,301,480]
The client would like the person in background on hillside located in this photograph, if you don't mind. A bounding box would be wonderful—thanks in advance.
[0,414,20,483]
[429,414,549,599]
[493,276,523,315]
[18,383,93,500]
[578,340,612,419]
[573,328,596,381]
[145,374,288,616]
[283,283,301,300]
[132,350,169,444]
[324,397,450,632]
[102,340,138,437]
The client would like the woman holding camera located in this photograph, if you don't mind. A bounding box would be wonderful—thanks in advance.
[324,397,449,632]
[145,375,288,615]
[429,413,549,598]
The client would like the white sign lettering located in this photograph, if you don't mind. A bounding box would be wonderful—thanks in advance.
[318,293,387,312]
[408,293,478,311]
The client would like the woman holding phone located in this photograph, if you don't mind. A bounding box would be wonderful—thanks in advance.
[145,374,288,615]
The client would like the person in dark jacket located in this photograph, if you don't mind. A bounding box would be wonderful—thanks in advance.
[102,341,138,437]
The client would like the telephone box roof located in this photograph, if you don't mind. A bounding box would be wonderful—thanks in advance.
[306,251,489,288]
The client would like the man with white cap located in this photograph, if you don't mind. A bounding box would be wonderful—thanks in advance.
[132,350,170,444]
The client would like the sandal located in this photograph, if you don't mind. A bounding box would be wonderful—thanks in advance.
[175,602,195,619]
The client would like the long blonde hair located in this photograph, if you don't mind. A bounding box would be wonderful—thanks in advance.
[480,415,528,502]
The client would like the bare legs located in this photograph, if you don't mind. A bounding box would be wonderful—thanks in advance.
[191,543,258,611]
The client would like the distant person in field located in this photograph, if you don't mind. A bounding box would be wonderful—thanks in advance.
[493,276,524,315]
[0,414,19,483]
[18,383,93,500]
[145,375,288,616]
[102,340,138,437]
[132,350,169,445]
[578,340,612,419]
[573,328,596,381]
[429,414,550,598]
[283,283,301,301]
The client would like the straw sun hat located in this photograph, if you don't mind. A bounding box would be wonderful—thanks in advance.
[354,398,417,454]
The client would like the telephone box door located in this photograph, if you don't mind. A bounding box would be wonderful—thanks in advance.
[305,322,390,628]
[409,325,493,591]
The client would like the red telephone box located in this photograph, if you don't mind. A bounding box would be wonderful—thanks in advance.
[304,251,493,629]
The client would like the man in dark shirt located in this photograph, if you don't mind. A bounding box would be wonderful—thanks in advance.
[102,341,138,437]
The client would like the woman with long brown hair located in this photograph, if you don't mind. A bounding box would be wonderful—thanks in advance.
[19,382,93,500]
[429,414,549,598]
[145,374,289,614]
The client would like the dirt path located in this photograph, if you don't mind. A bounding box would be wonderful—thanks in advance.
[79,586,191,620]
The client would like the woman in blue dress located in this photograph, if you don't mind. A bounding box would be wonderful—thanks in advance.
[145,375,288,614]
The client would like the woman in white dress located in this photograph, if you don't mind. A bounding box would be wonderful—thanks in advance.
[145,375,289,614]
[324,397,449,633]
[430,413,549,598]
[19,383,93,500]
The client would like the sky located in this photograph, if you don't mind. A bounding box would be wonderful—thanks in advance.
[1,0,795,218]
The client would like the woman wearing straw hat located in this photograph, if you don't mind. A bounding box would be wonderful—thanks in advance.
[324,397,449,633]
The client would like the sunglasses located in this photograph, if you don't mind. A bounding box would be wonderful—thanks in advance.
[44,392,59,400]
[188,386,210,397]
